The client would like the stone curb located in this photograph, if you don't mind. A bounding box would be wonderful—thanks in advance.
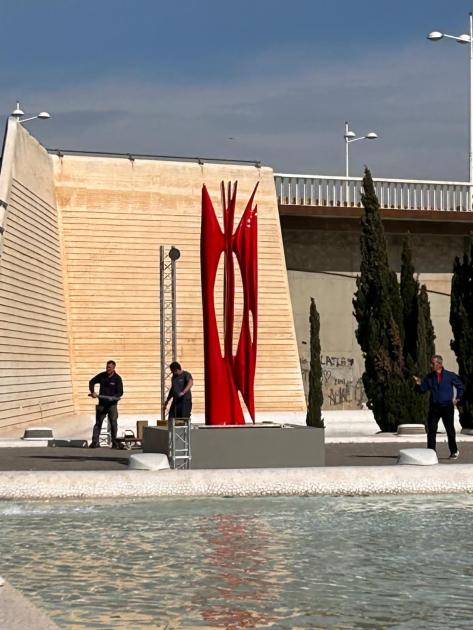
[0,577,59,629]
[1,466,473,499]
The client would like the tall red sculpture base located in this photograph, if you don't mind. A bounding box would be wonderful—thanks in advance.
[201,181,258,425]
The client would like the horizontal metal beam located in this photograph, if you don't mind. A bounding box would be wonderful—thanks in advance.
[48,148,262,168]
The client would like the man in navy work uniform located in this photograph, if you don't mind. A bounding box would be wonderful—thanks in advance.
[414,354,464,459]
[164,361,193,419]
[88,360,124,448]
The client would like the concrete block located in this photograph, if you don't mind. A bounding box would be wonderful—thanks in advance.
[22,427,54,440]
[397,424,426,436]
[128,453,170,471]
[144,424,325,468]
[398,448,438,466]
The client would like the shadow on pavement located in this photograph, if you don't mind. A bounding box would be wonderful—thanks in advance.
[354,454,398,460]
[26,455,130,466]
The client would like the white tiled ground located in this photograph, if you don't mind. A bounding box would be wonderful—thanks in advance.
[1,465,473,500]
[2,410,472,500]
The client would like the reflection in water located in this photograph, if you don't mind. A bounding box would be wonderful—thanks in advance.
[1,495,473,628]
[196,513,284,628]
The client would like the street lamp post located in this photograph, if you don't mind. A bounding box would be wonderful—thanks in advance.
[428,13,473,208]
[343,121,378,178]
[11,101,50,124]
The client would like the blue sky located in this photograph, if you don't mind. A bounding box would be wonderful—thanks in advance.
[0,0,471,179]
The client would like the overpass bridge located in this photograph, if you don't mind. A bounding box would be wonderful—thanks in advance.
[274,174,473,228]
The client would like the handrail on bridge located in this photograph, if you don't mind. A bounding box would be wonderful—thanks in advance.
[274,173,473,213]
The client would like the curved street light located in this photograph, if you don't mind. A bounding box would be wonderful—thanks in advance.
[344,122,378,177]
[427,13,473,205]
[11,101,51,124]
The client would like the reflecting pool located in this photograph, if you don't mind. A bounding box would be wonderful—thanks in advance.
[1,494,473,629]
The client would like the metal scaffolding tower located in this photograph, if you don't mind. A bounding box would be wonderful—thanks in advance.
[168,417,192,469]
[99,421,111,447]
[159,245,191,469]
[160,245,178,423]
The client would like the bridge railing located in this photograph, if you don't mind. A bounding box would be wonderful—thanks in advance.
[274,173,473,212]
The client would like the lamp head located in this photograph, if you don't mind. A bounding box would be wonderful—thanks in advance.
[344,130,356,139]
[37,112,50,119]
[457,34,471,44]
[168,246,181,261]
[427,31,444,41]
[11,101,24,118]
[365,132,378,140]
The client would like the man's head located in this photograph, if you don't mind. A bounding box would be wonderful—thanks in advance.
[106,360,116,375]
[169,361,182,375]
[431,355,443,371]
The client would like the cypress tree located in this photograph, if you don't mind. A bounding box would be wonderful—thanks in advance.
[306,297,324,428]
[353,168,412,431]
[450,245,473,429]
[417,284,436,377]
[400,235,436,424]
[400,234,418,368]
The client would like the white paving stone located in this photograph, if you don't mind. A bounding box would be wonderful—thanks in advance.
[398,448,438,466]
[0,578,59,629]
[0,465,472,500]
[129,453,169,471]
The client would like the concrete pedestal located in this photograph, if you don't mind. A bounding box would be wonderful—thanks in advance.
[129,453,170,471]
[397,448,438,466]
[143,423,325,469]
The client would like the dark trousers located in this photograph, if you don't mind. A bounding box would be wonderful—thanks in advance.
[92,403,118,446]
[427,402,457,454]
[169,398,192,419]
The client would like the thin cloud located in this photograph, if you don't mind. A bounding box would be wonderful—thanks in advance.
[0,41,467,181]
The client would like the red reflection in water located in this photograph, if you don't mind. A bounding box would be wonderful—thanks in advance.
[195,514,280,629]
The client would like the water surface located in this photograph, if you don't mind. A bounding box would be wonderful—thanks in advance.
[1,495,473,629]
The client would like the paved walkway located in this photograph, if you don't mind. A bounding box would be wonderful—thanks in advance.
[0,446,134,470]
[1,409,471,473]
[0,441,471,470]
[0,579,59,629]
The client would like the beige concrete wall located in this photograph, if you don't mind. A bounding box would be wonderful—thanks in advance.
[283,226,461,410]
[53,155,305,415]
[0,120,74,430]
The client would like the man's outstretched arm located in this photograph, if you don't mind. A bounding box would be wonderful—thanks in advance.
[413,375,429,393]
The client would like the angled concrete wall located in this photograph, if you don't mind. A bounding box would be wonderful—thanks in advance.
[0,120,74,430]
[52,155,305,416]
[282,222,462,410]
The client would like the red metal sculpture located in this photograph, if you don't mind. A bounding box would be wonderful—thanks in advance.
[201,181,258,425]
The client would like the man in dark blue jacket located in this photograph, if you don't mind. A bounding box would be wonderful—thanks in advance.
[88,360,124,448]
[415,355,464,458]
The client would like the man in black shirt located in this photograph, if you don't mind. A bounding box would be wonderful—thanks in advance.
[88,360,124,448]
[164,361,193,419]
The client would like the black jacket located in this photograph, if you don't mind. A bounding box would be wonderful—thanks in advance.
[89,371,123,400]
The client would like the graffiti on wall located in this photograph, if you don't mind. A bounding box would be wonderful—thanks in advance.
[300,353,367,409]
